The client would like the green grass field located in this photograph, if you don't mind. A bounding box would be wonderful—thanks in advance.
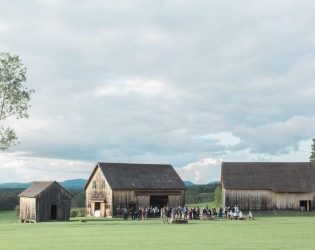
[1,210,315,249]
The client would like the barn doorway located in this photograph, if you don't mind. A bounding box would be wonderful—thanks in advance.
[150,195,168,208]
[50,205,57,220]
[94,202,101,217]
[300,200,311,211]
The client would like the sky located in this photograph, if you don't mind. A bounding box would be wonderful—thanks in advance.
[0,0,315,184]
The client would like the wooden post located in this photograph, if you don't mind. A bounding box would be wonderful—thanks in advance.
[307,201,310,212]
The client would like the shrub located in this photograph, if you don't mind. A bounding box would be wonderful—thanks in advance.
[15,205,20,216]
[70,208,85,217]
[70,209,77,218]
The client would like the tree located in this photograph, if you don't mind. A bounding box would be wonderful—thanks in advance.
[310,138,315,162]
[213,186,222,206]
[0,52,34,150]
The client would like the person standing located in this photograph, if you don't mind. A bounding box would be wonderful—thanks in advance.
[130,207,135,220]
[142,208,145,220]
[124,208,128,220]
[145,207,149,219]
[224,206,228,218]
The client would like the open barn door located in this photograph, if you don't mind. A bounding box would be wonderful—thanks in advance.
[94,202,101,217]
[50,205,57,220]
[150,196,168,208]
[300,200,311,212]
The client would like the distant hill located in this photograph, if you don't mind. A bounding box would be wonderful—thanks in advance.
[0,179,218,189]
[0,179,87,190]
[60,179,87,189]
[184,181,196,186]
[208,181,221,185]
[184,181,220,186]
[0,181,35,188]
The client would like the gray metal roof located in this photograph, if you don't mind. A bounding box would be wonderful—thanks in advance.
[222,162,315,192]
[85,162,186,190]
[18,181,55,198]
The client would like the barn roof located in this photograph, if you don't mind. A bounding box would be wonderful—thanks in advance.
[18,181,69,198]
[221,162,315,192]
[84,162,186,190]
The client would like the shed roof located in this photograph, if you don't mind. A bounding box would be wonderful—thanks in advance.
[221,162,315,192]
[18,181,69,198]
[84,162,186,190]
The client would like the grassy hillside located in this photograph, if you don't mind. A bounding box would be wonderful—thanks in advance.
[1,210,315,249]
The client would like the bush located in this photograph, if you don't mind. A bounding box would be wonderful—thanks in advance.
[70,208,85,217]
[70,209,77,218]
[15,205,20,216]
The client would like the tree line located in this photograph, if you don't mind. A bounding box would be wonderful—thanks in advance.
[185,183,221,204]
[0,184,223,211]
[0,189,22,211]
[0,188,86,211]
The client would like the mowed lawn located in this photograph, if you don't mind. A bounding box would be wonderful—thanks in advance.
[1,211,315,249]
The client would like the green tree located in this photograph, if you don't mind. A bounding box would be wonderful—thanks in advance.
[0,52,34,150]
[213,186,222,206]
[310,138,315,162]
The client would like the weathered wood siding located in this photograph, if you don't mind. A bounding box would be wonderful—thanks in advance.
[20,197,36,222]
[223,188,315,211]
[113,190,139,210]
[168,191,185,207]
[112,190,185,216]
[136,195,150,209]
[85,167,113,217]
[19,183,71,222]
[85,166,186,217]
[36,182,71,222]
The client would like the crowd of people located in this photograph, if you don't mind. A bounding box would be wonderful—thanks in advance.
[123,204,253,221]
[225,205,254,220]
[125,206,162,220]
[125,205,202,220]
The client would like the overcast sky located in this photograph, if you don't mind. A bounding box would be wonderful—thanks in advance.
[1,0,315,184]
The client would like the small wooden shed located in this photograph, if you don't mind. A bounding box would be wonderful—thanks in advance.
[221,162,315,211]
[18,181,72,223]
[84,162,186,217]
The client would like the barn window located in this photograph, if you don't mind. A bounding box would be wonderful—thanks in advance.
[93,180,96,189]
[102,180,105,189]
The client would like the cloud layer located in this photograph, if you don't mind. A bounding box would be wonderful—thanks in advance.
[0,0,315,183]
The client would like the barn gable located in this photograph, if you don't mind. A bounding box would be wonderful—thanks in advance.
[18,181,72,199]
[84,162,186,190]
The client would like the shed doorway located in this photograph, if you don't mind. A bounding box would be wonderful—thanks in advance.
[300,200,311,212]
[50,205,57,220]
[150,196,168,208]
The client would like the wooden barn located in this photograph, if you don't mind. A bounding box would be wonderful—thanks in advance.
[221,162,315,211]
[18,181,72,223]
[84,162,186,217]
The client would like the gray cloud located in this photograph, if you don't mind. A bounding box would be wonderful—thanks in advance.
[1,0,315,183]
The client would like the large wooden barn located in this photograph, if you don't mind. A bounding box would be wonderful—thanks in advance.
[221,162,315,211]
[84,162,186,217]
[18,181,72,223]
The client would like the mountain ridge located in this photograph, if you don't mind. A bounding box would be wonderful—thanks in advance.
[0,179,87,189]
[0,179,220,189]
